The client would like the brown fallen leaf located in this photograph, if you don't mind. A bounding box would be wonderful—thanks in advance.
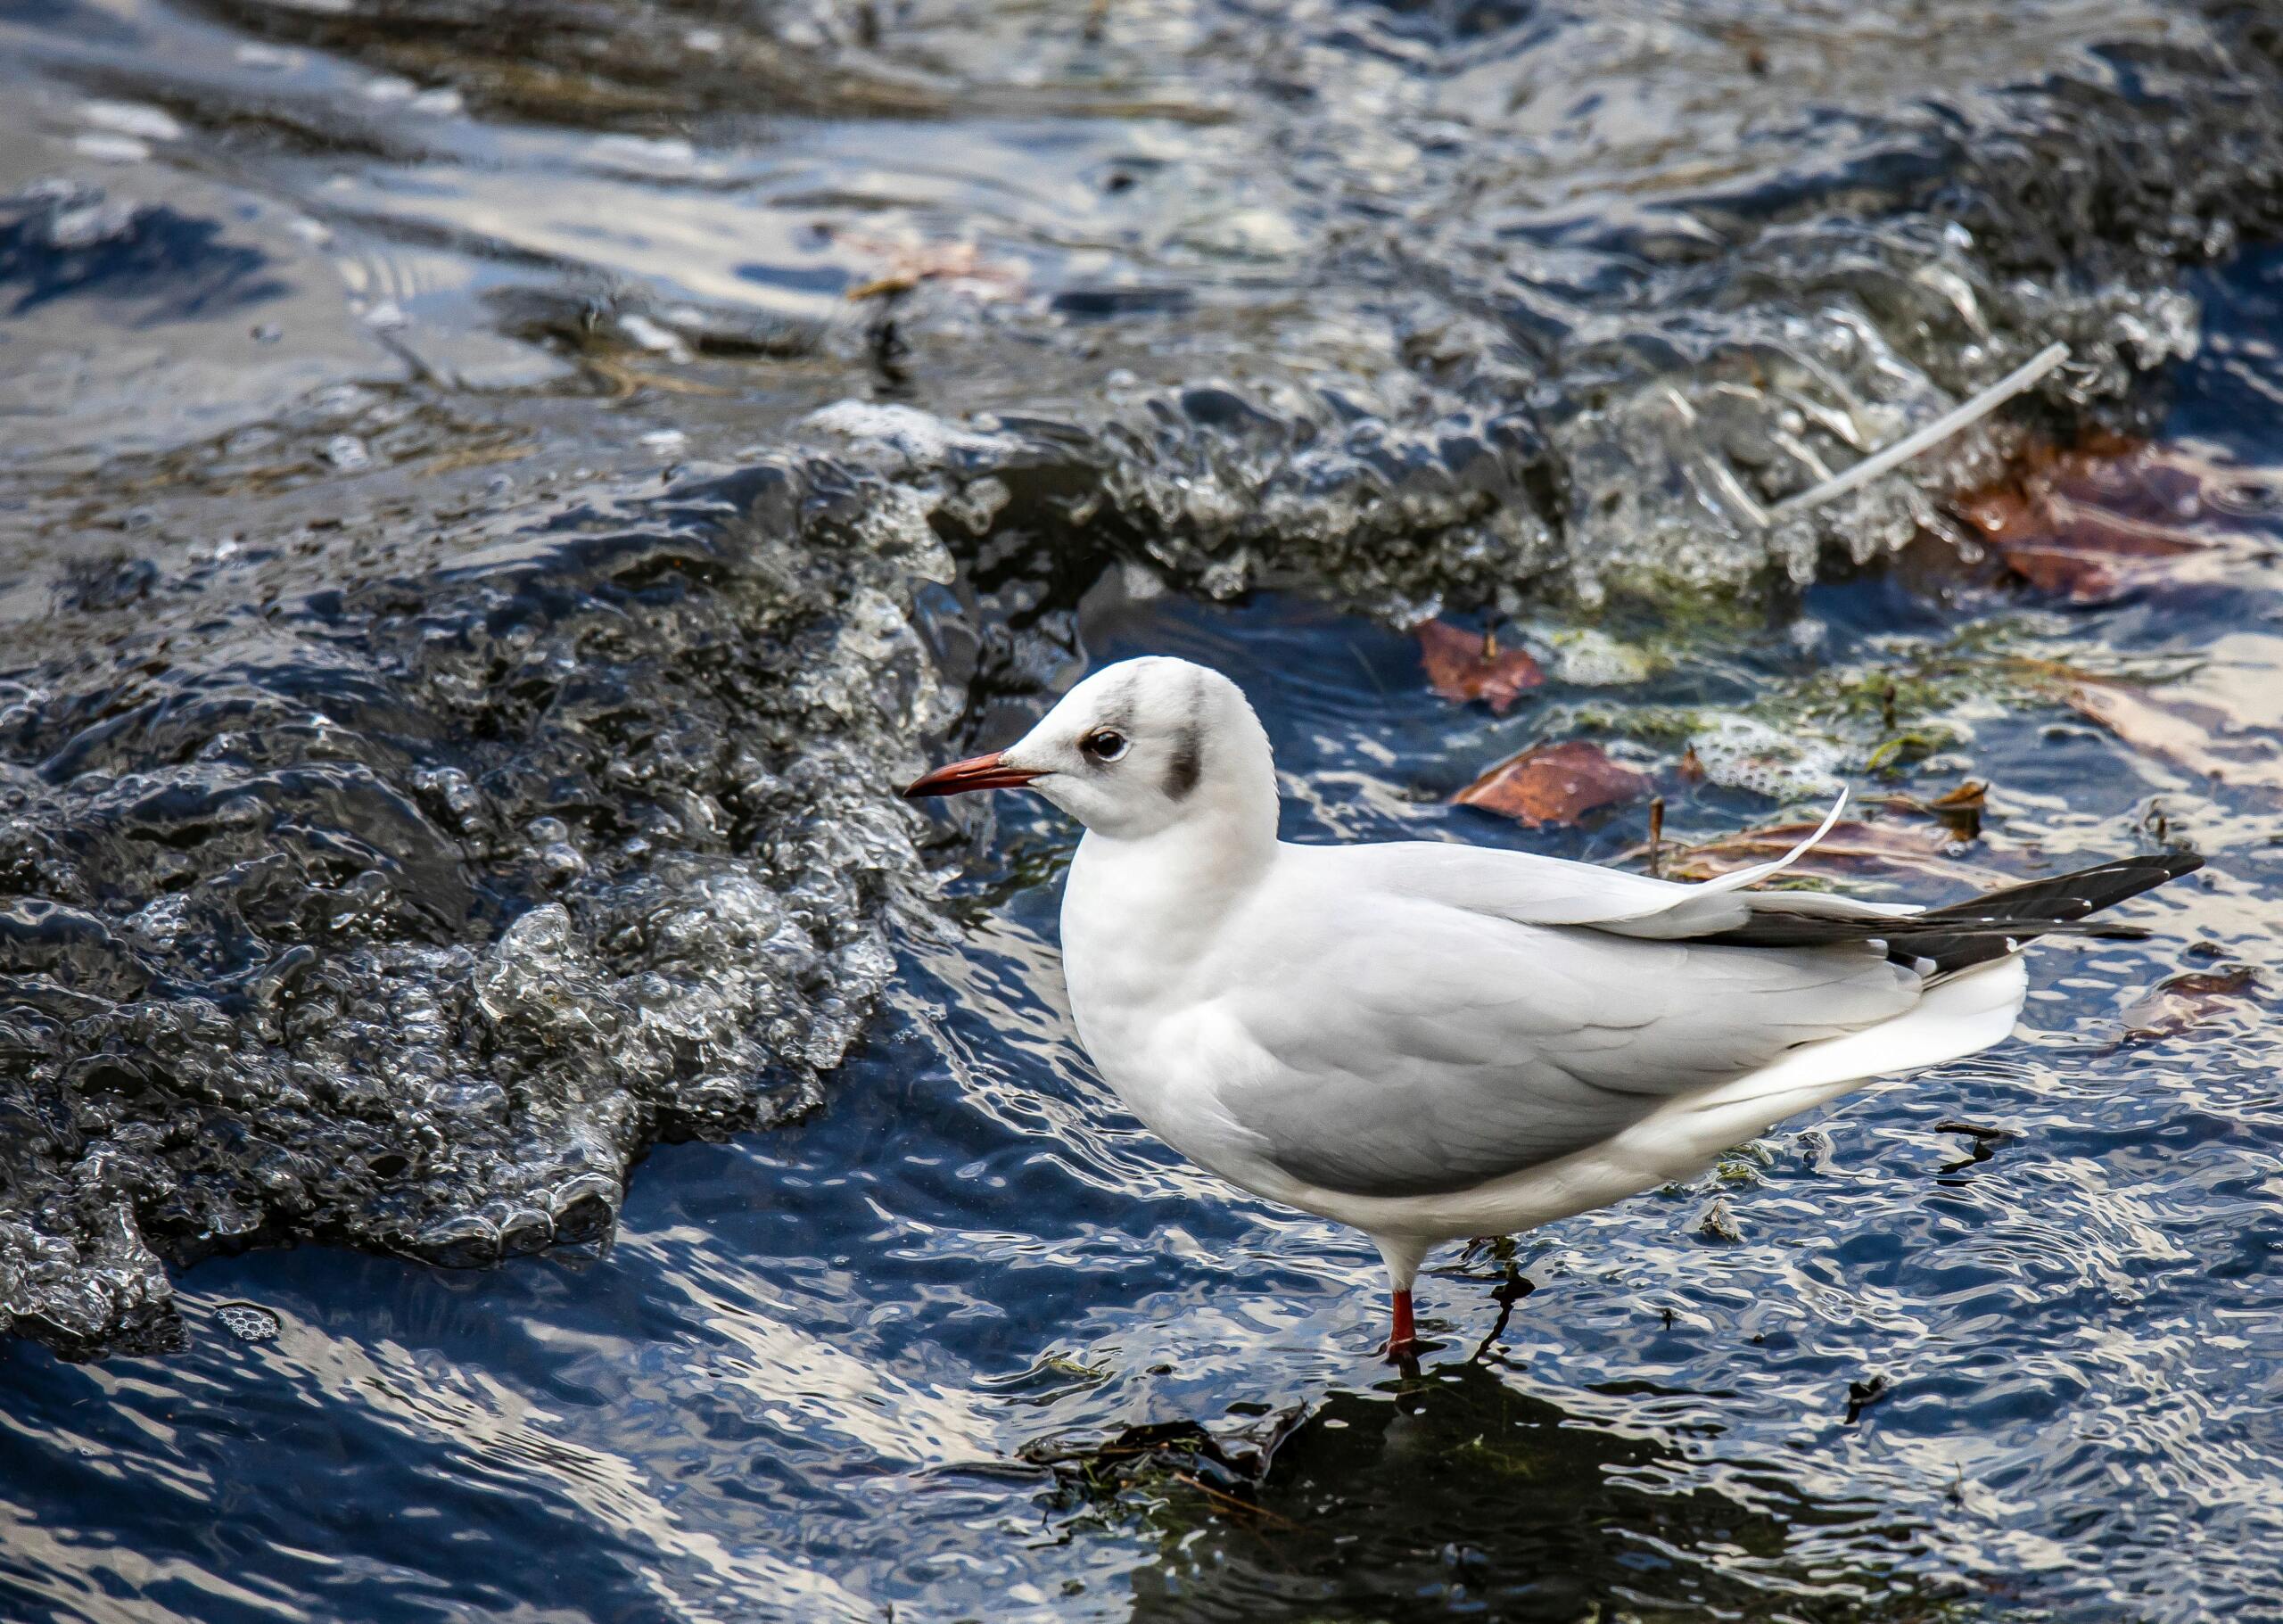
[1954,435,2246,602]
[1885,779,1987,841]
[1417,621,1545,714]
[1652,817,1987,885]
[2065,682,2283,792]
[2121,965,2261,1040]
[835,232,1025,302]
[1454,741,1649,828]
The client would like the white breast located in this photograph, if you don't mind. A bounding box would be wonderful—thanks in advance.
[1058,833,1286,1191]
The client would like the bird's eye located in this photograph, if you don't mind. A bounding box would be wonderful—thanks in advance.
[1082,729,1129,763]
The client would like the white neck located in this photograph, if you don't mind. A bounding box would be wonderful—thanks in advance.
[1060,788,1279,1012]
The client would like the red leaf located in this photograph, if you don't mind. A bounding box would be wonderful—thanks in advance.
[1955,436,2242,602]
[1416,621,1544,714]
[1454,741,1650,828]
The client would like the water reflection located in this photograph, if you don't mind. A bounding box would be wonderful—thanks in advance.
[1092,1361,1958,1623]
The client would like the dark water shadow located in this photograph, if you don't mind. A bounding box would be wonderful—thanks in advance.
[1035,1358,1965,1622]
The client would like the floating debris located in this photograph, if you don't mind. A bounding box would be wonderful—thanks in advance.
[1414,621,1544,714]
[1454,742,1652,828]
[1770,343,2070,521]
[1886,780,1989,841]
[2065,682,2283,793]
[1654,818,1981,886]
[1845,1374,1892,1424]
[1934,1120,2014,1172]
[2121,965,2262,1040]
[1696,1197,1744,1243]
[1958,435,2247,601]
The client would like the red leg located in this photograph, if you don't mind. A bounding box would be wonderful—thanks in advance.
[1386,1288,1417,1360]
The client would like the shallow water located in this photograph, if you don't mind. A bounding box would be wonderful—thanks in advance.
[6,0,2283,1619]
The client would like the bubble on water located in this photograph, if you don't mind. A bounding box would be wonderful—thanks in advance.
[1686,716,1850,803]
[1539,630,1655,688]
[322,433,371,470]
[213,1303,280,1342]
[802,401,1011,466]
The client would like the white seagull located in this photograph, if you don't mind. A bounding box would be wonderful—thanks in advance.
[905,655,2200,1358]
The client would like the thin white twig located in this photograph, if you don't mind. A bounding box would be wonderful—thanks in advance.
[1767,341,2071,521]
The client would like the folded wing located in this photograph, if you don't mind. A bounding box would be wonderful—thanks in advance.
[1219,812,2195,1200]
[1216,881,1918,1199]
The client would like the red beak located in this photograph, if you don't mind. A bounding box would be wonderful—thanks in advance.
[901,751,1043,799]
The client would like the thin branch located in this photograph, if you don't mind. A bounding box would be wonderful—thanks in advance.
[1768,341,2070,521]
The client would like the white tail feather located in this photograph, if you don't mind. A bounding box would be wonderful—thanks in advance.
[1690,788,1850,899]
[1653,955,2029,1156]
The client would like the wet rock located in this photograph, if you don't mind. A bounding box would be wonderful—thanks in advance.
[0,458,954,1356]
[754,2,2283,615]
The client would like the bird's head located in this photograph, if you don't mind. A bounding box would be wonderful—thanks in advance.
[902,655,1276,843]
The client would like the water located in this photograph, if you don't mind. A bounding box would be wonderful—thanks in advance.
[6,0,2283,1618]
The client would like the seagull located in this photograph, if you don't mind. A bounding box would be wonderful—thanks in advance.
[905,655,2201,1359]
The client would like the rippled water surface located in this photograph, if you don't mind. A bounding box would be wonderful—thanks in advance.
[6,0,2283,1620]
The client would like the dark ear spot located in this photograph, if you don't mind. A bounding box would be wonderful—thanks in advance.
[1165,721,1202,800]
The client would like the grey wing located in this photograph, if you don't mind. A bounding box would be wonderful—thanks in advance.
[1216,897,1916,1199]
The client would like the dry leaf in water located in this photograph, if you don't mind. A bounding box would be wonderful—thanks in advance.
[2122,965,2259,1040]
[1454,741,1649,828]
[1956,436,2243,602]
[838,233,1024,302]
[1416,621,1545,714]
[2065,683,2283,792]
[1656,817,1983,885]
[1886,780,1987,841]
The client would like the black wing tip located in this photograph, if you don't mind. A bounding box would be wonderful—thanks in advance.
[2081,850,2206,903]
[1700,849,2206,966]
[2087,850,2203,881]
